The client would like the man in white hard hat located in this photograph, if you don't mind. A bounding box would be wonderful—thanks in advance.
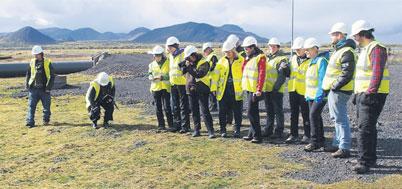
[241,36,266,143]
[179,45,215,138]
[148,45,173,130]
[262,37,290,140]
[227,34,246,58]
[165,36,190,133]
[85,72,115,129]
[303,38,330,152]
[322,22,357,158]
[202,42,219,112]
[211,40,244,138]
[25,45,55,128]
[285,37,311,144]
[350,20,389,174]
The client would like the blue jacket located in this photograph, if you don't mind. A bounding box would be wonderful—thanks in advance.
[306,51,329,102]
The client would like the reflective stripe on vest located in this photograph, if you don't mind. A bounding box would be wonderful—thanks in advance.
[305,57,324,99]
[265,55,288,93]
[355,41,389,94]
[169,52,186,85]
[288,55,310,95]
[149,59,171,92]
[322,47,356,91]
[28,58,52,87]
[212,56,244,101]
[242,54,265,93]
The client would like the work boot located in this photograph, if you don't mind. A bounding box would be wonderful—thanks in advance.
[251,137,262,144]
[243,136,253,141]
[168,127,180,133]
[304,143,323,152]
[157,126,166,131]
[92,122,99,129]
[26,123,35,128]
[103,121,110,129]
[353,164,370,174]
[179,127,190,134]
[324,145,339,153]
[285,135,299,144]
[300,136,310,144]
[221,132,227,138]
[43,121,50,126]
[332,149,351,158]
[233,131,241,138]
[270,132,283,140]
[192,130,201,137]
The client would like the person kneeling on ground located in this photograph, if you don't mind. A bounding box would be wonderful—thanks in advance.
[85,72,116,129]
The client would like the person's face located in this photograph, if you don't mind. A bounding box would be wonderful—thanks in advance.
[353,34,363,46]
[34,53,43,60]
[330,32,343,45]
[269,45,279,54]
[225,50,235,59]
[188,54,196,62]
[295,49,305,57]
[203,48,211,56]
[244,46,253,55]
[167,46,176,54]
[305,47,318,58]
[154,54,162,62]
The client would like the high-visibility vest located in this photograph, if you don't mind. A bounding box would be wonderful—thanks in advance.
[242,54,266,93]
[28,58,52,87]
[305,57,326,99]
[195,58,211,88]
[265,55,288,93]
[355,41,390,94]
[169,52,186,85]
[205,53,217,69]
[288,55,310,95]
[322,47,357,91]
[149,59,171,92]
[211,56,244,101]
[86,76,115,108]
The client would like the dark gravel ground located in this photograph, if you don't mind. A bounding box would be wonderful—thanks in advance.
[11,54,402,184]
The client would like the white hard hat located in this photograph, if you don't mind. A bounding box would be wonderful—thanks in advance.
[226,34,240,45]
[165,36,180,47]
[328,22,347,34]
[183,45,198,59]
[268,37,280,46]
[303,37,320,49]
[202,42,212,52]
[31,45,43,55]
[242,36,257,47]
[222,40,236,52]
[148,45,164,55]
[96,72,110,86]
[351,20,374,36]
[291,37,305,50]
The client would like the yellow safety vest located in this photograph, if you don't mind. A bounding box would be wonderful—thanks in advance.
[322,47,356,91]
[86,76,115,108]
[28,58,52,87]
[265,55,288,93]
[355,41,390,94]
[211,56,244,101]
[195,58,211,88]
[288,55,310,96]
[149,59,171,92]
[205,53,217,68]
[242,54,266,93]
[169,52,186,85]
[305,57,325,99]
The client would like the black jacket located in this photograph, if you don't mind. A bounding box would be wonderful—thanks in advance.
[88,82,116,107]
[331,39,356,91]
[181,53,210,94]
[25,59,55,91]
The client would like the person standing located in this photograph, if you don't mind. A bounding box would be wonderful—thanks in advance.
[202,42,219,112]
[350,20,389,174]
[25,45,55,128]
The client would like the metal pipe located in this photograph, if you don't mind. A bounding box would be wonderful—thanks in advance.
[0,61,93,77]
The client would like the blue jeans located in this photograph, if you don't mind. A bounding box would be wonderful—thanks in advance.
[328,90,351,150]
[26,88,51,125]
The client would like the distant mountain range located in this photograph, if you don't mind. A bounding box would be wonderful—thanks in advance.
[0,22,267,45]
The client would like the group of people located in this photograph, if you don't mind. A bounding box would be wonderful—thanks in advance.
[25,20,389,174]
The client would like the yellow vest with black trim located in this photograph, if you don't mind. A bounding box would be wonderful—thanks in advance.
[242,54,266,93]
[169,52,186,85]
[265,55,288,93]
[28,58,52,87]
[211,56,244,101]
[149,59,171,92]
[355,41,390,94]
[322,47,356,91]
[305,57,325,99]
[205,53,217,68]
[288,55,310,95]
[86,76,115,108]
[195,58,211,88]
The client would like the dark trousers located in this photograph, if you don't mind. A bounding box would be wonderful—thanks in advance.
[289,92,310,137]
[356,93,387,166]
[89,100,114,123]
[209,92,218,111]
[247,92,262,139]
[171,85,190,130]
[308,100,326,145]
[189,91,214,133]
[26,88,51,125]
[153,90,173,128]
[218,93,243,134]
[263,91,284,136]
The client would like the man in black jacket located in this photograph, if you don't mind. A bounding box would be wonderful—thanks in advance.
[180,45,215,138]
[322,22,357,158]
[25,45,55,128]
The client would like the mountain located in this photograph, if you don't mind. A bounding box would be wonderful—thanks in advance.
[127,27,150,40]
[39,27,74,41]
[0,26,56,45]
[39,27,132,41]
[134,22,267,43]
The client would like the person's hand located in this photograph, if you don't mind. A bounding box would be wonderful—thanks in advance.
[185,60,191,66]
[212,91,216,96]
[255,91,262,97]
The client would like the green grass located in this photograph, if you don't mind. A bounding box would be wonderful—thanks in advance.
[0,76,401,188]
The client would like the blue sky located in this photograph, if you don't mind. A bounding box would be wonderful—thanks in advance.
[1,0,401,43]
